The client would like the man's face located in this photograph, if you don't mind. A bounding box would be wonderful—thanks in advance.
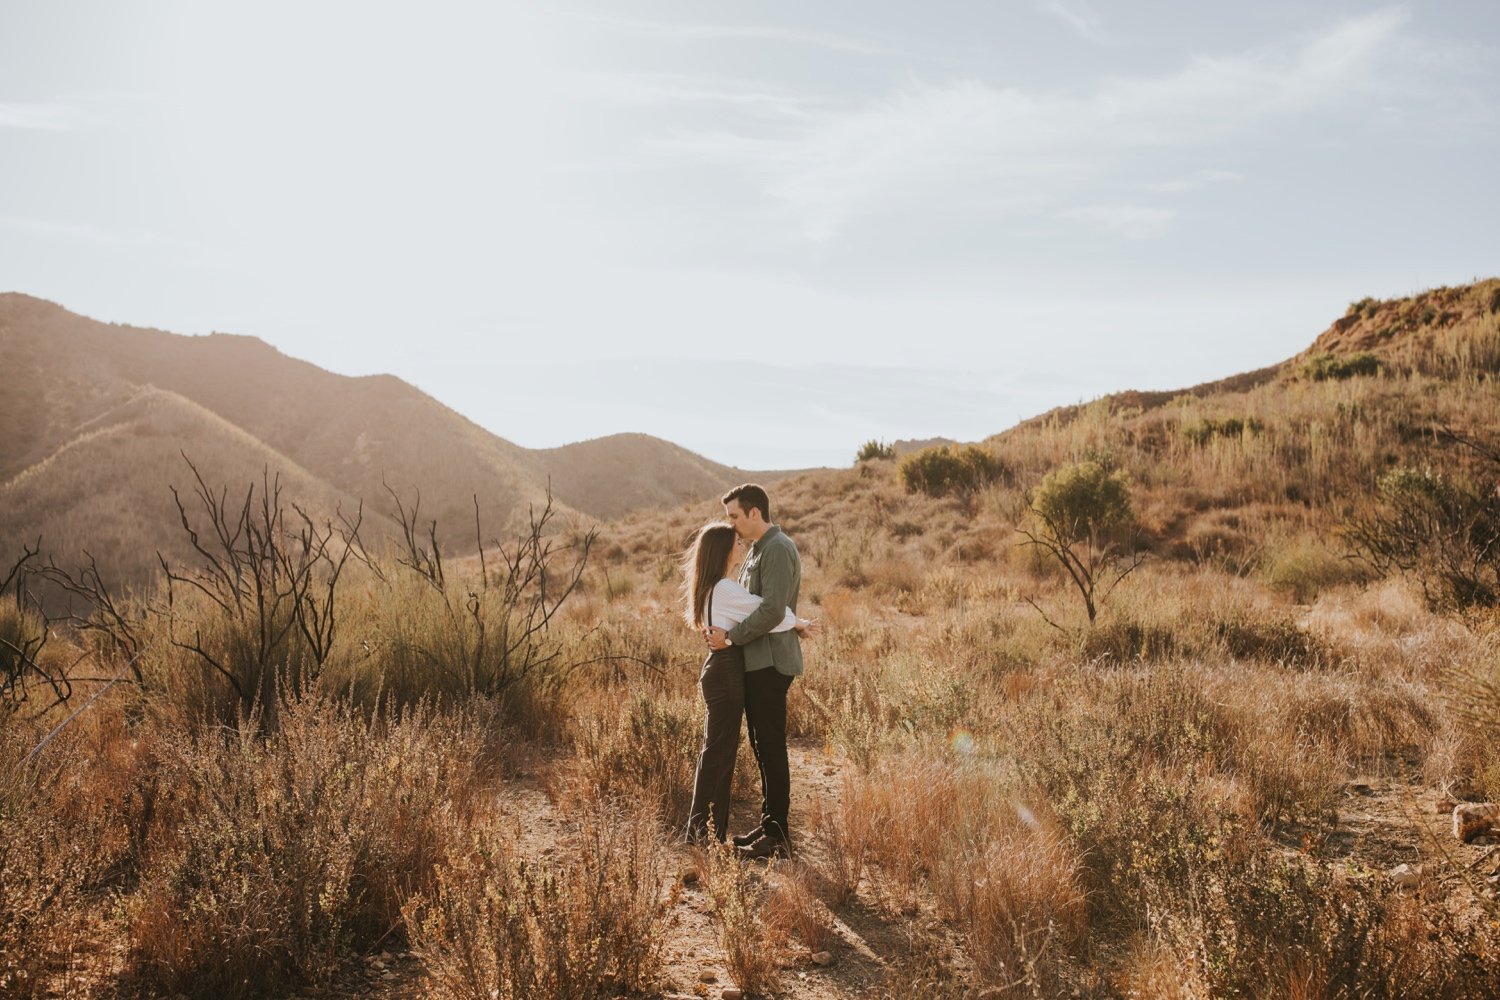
[725,499,753,539]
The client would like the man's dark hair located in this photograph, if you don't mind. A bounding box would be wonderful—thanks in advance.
[722,483,771,522]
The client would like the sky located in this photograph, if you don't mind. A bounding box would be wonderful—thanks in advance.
[2,1,1497,469]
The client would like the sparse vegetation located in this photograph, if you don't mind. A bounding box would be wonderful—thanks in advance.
[1181,414,1263,445]
[855,438,896,463]
[5,279,1500,998]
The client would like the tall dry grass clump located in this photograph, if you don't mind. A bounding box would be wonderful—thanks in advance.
[814,754,1086,994]
[760,865,837,954]
[570,691,700,827]
[406,801,666,1000]
[1135,847,1500,999]
[120,697,503,999]
[0,752,87,998]
[701,842,786,994]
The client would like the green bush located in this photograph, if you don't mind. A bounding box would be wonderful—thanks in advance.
[1262,536,1367,604]
[899,445,1006,498]
[1213,610,1326,666]
[1031,461,1132,547]
[1303,352,1382,381]
[855,439,896,463]
[1021,461,1141,625]
[1181,416,1265,446]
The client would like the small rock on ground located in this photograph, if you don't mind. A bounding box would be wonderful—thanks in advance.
[1389,863,1420,890]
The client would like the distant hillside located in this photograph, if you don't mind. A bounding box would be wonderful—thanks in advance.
[533,433,786,522]
[0,294,777,588]
[601,277,1500,597]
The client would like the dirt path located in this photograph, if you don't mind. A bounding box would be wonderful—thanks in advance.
[356,743,1500,1000]
[1316,757,1500,901]
[359,737,916,1000]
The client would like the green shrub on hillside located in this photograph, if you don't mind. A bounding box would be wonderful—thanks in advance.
[1262,536,1367,604]
[1304,352,1382,382]
[1181,416,1265,446]
[1021,461,1142,625]
[855,439,896,463]
[899,445,1006,498]
[1031,460,1133,547]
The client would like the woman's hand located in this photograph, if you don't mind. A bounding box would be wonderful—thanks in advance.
[794,617,824,640]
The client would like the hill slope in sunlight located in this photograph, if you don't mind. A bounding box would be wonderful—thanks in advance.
[0,293,776,587]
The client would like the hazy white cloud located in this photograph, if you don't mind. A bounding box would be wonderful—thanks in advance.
[573,73,826,120]
[644,8,1409,241]
[0,215,196,251]
[0,100,73,130]
[1040,1,1107,42]
[1061,204,1176,239]
[1145,169,1245,193]
[0,215,117,244]
[574,14,896,55]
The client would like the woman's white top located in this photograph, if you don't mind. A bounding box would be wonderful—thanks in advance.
[710,578,797,634]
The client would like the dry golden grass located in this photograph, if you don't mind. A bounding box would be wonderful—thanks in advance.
[119,698,505,998]
[760,864,837,953]
[4,280,1500,997]
[405,800,666,1000]
[700,843,787,995]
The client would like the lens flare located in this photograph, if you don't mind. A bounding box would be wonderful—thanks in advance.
[949,727,975,755]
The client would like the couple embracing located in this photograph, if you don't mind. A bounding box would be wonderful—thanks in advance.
[681,483,819,859]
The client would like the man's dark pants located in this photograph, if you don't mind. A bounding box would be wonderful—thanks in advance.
[744,666,795,841]
[685,645,744,842]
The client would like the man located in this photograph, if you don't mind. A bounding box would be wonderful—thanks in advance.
[705,483,802,860]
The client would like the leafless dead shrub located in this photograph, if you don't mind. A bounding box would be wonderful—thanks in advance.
[0,541,75,716]
[147,459,368,732]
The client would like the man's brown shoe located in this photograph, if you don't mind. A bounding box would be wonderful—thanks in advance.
[736,834,791,861]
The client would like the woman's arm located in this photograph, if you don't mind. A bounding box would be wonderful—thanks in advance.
[713,580,798,632]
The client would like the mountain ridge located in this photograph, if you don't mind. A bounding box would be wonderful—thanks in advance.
[0,293,785,587]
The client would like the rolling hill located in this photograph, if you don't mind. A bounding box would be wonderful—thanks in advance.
[601,277,1500,600]
[0,293,784,588]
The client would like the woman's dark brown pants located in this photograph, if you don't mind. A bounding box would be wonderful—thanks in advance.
[684,645,744,843]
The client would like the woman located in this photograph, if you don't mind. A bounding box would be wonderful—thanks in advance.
[682,522,817,845]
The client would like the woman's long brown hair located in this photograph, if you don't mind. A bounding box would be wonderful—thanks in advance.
[682,522,736,627]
